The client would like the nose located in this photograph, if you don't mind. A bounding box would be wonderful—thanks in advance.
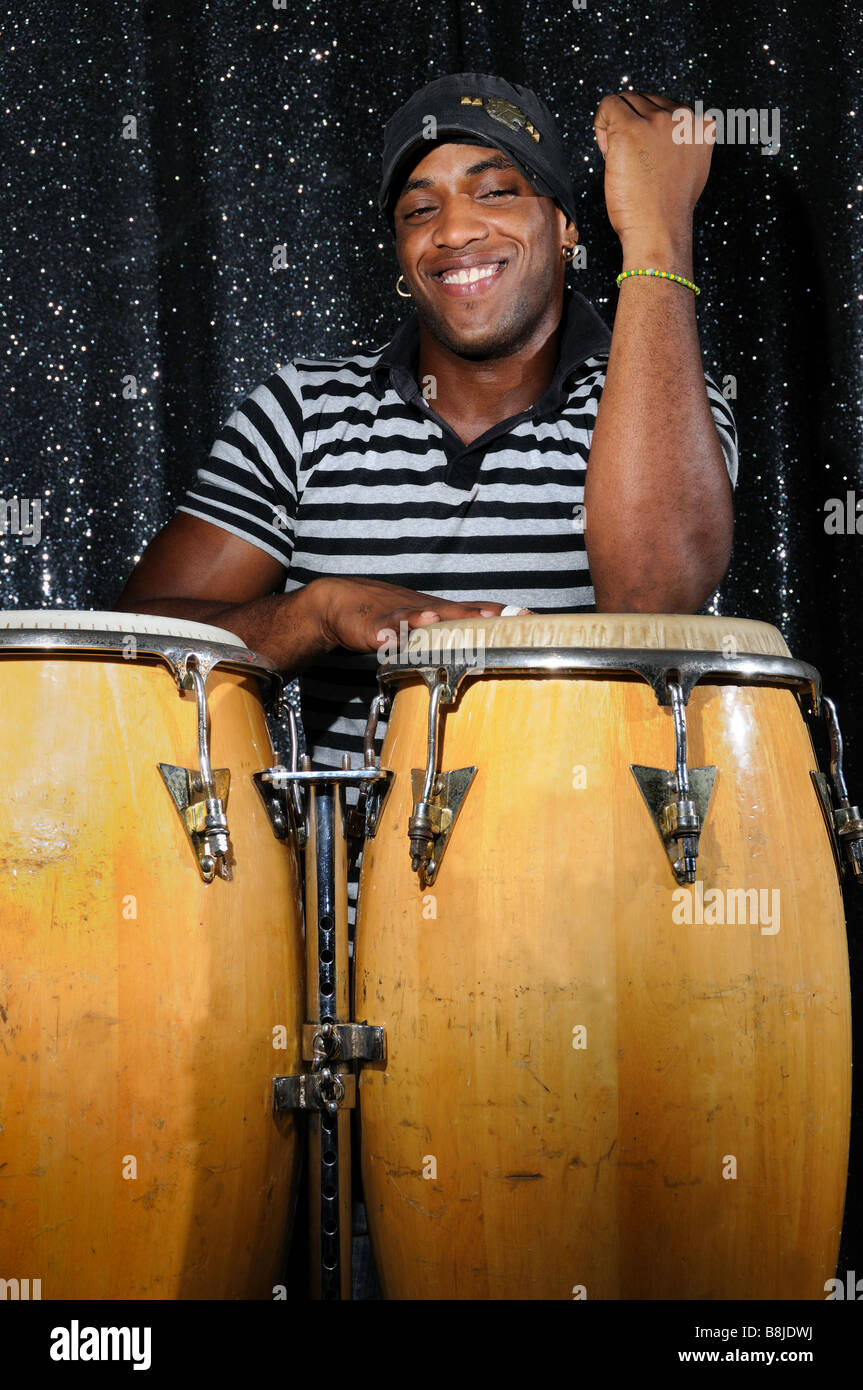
[431,193,490,249]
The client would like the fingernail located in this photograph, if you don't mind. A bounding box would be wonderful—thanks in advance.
[480,608,497,616]
[418,610,439,621]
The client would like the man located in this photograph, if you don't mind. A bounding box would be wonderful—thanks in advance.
[117,73,736,783]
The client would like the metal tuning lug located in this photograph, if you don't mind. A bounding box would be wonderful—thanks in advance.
[408,671,476,884]
[409,768,476,884]
[345,693,393,844]
[159,654,232,883]
[253,706,307,846]
[631,675,717,885]
[812,697,863,886]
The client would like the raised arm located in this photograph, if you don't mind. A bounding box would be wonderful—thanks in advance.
[585,93,734,613]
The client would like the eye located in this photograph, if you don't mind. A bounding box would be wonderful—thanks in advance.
[403,204,436,220]
[481,187,518,199]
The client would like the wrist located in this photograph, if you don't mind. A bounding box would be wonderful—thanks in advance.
[618,230,693,278]
[298,577,339,652]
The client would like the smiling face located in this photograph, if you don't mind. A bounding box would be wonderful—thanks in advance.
[393,142,576,362]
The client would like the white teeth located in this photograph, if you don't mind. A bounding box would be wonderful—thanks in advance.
[441,264,500,285]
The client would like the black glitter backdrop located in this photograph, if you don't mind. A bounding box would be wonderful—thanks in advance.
[1,0,862,1296]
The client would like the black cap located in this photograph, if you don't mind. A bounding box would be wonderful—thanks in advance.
[379,72,577,229]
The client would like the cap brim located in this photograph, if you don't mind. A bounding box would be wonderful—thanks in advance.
[380,125,540,218]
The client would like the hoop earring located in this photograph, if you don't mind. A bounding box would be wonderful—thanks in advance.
[562,244,577,262]
[396,274,412,298]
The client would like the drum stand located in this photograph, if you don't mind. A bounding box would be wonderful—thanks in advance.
[255,701,391,1299]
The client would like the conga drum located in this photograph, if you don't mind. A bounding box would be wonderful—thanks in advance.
[0,611,304,1299]
[355,614,853,1300]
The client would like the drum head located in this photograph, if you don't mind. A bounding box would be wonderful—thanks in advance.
[399,612,791,657]
[0,608,248,647]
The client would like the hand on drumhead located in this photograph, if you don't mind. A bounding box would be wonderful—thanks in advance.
[310,576,515,654]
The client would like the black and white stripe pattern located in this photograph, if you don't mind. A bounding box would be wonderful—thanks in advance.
[180,299,738,790]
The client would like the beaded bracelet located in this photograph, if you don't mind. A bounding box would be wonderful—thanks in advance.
[616,268,701,296]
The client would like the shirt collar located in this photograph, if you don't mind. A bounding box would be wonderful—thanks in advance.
[369,287,611,408]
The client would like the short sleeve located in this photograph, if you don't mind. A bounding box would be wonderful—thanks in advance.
[177,364,305,567]
[704,372,738,490]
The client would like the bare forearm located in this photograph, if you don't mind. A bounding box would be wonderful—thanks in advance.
[584,242,734,614]
[115,587,331,674]
[115,571,507,674]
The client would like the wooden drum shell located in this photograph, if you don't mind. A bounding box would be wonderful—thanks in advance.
[0,650,304,1299]
[356,629,852,1301]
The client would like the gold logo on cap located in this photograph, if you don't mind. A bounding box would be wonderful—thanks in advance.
[486,96,541,142]
[459,94,541,142]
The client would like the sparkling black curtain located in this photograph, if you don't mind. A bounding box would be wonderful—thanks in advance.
[2,0,861,1279]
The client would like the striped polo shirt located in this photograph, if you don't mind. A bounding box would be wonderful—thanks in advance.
[179,288,738,782]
